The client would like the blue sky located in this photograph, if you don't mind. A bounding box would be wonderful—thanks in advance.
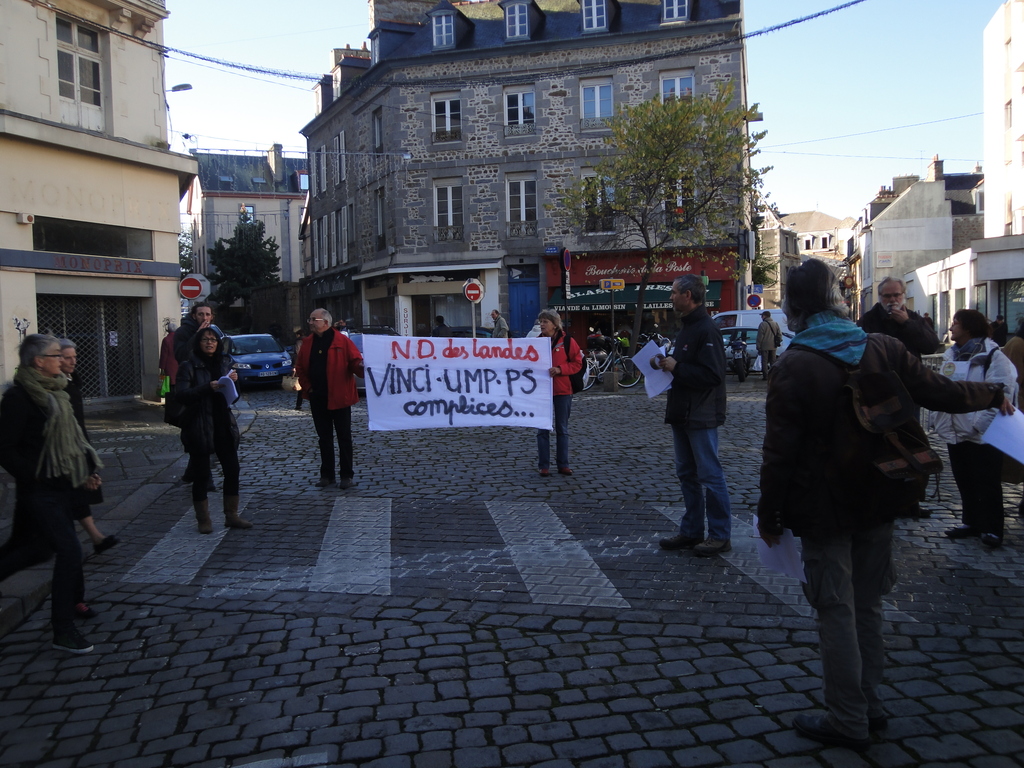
[164,0,1002,220]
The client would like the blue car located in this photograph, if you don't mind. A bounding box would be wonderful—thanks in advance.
[225,334,293,387]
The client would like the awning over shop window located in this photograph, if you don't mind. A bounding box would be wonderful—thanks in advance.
[548,281,722,312]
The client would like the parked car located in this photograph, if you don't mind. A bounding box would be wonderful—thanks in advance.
[712,309,788,332]
[449,326,492,338]
[225,334,293,387]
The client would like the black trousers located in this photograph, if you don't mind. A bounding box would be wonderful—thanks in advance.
[190,426,240,503]
[947,441,1004,537]
[310,397,353,481]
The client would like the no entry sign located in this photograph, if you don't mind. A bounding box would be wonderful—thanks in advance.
[463,279,483,304]
[179,273,211,301]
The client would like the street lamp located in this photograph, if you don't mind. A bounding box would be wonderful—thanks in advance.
[168,83,192,92]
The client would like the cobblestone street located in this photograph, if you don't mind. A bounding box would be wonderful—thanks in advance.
[1,381,1023,768]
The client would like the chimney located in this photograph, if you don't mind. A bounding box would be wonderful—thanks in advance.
[927,155,944,182]
[892,175,919,196]
[267,144,285,184]
[316,74,334,114]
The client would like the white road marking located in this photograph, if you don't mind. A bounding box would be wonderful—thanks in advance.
[487,501,630,608]
[309,497,392,595]
[122,501,230,584]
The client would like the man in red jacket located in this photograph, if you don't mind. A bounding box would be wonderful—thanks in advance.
[295,308,364,489]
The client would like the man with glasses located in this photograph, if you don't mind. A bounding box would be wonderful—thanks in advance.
[858,277,939,359]
[295,308,364,489]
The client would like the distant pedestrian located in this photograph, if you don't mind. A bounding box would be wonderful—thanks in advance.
[431,315,452,337]
[755,310,782,379]
[757,259,1008,750]
[0,334,104,654]
[656,274,733,557]
[858,277,939,358]
[176,327,251,533]
[490,310,510,338]
[992,314,1009,346]
[159,321,178,396]
[333,318,348,335]
[933,310,1018,548]
[535,310,582,477]
[295,308,364,490]
[922,312,935,330]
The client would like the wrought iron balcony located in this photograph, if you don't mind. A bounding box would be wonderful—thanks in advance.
[435,225,464,242]
[508,221,538,238]
[504,123,536,137]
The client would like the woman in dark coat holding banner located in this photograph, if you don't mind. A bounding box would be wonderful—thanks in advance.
[176,327,251,533]
[536,309,583,477]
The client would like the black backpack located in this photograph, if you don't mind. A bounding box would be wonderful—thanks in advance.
[790,343,942,511]
[565,337,586,393]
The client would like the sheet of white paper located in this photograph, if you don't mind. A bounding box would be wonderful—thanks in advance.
[631,340,674,398]
[752,515,805,583]
[982,409,1024,463]
[217,375,238,405]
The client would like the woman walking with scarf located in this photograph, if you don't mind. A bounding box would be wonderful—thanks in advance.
[0,334,103,654]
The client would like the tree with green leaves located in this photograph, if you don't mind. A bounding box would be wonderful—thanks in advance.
[178,230,194,279]
[207,213,280,307]
[558,83,768,349]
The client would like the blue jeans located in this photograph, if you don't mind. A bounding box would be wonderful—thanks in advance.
[672,425,732,541]
[537,395,572,470]
[801,523,896,739]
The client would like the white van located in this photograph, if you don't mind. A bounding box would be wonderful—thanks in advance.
[711,309,789,332]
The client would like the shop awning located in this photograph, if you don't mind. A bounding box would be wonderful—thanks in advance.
[548,281,721,312]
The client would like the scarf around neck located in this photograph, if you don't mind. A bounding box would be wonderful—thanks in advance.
[14,365,102,486]
[792,311,868,367]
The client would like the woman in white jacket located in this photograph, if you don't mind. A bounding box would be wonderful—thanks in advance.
[933,309,1019,548]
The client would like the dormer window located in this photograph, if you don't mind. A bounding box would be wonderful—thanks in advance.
[663,0,688,22]
[582,0,607,32]
[506,3,529,39]
[433,14,455,48]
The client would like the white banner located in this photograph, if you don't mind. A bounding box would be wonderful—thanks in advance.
[363,336,553,431]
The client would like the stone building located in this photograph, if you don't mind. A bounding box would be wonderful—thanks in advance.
[0,0,196,396]
[301,0,748,339]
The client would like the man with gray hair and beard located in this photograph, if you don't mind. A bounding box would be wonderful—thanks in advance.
[858,276,939,358]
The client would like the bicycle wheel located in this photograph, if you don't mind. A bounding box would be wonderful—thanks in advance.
[583,357,599,390]
[618,357,642,388]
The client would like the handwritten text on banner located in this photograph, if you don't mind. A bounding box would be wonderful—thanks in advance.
[363,336,553,431]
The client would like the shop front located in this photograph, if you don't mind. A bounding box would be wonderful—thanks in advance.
[305,268,359,329]
[544,250,738,346]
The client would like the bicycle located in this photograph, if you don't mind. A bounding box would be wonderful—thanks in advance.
[582,338,642,390]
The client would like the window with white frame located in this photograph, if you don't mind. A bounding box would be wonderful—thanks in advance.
[373,109,384,153]
[505,89,535,136]
[331,136,340,186]
[328,211,337,267]
[318,144,327,193]
[311,219,320,272]
[433,14,455,48]
[434,181,464,241]
[506,3,529,39]
[56,16,104,131]
[507,176,538,237]
[375,187,386,250]
[664,178,693,231]
[581,79,613,128]
[308,151,318,196]
[338,131,346,182]
[663,0,688,21]
[432,94,462,142]
[319,216,328,268]
[347,204,355,246]
[582,0,607,31]
[661,70,694,100]
[339,207,349,263]
[582,171,615,233]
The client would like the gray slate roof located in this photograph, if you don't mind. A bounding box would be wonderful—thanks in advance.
[193,152,307,196]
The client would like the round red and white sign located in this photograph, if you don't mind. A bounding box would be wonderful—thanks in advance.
[747,294,762,309]
[179,273,211,301]
[463,279,483,304]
